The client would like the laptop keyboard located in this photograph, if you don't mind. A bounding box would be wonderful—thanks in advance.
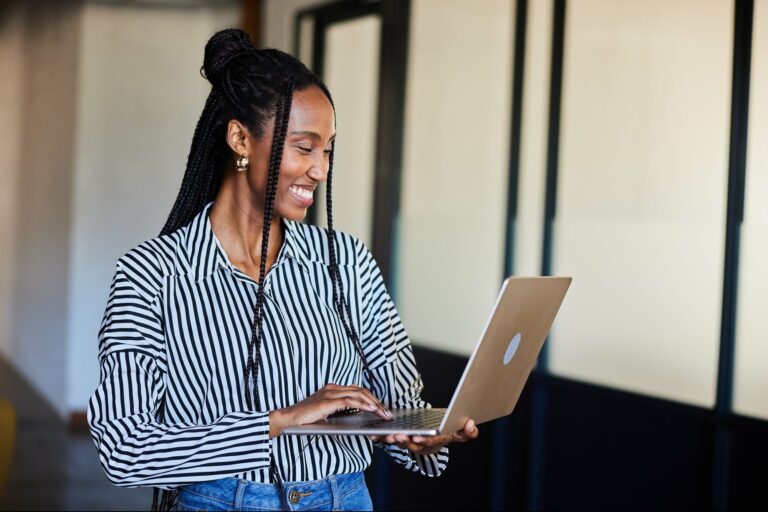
[365,408,445,429]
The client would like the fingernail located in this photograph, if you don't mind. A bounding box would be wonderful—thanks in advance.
[385,409,393,419]
[412,436,423,443]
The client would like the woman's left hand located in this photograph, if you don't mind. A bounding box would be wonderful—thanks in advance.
[368,418,479,456]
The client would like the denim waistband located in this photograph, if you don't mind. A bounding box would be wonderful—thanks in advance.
[179,472,366,510]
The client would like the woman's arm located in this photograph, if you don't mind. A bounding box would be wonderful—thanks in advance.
[89,351,272,488]
[88,262,273,488]
[365,345,451,476]
[356,240,478,477]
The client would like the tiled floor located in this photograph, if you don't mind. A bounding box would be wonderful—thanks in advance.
[0,358,150,511]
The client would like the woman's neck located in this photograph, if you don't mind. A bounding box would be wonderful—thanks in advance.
[208,184,284,281]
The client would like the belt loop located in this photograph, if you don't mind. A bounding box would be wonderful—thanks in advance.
[234,479,247,510]
[329,474,342,511]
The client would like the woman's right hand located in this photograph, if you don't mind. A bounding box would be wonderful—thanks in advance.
[268,383,392,438]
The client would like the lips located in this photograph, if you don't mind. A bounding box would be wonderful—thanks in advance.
[289,185,314,206]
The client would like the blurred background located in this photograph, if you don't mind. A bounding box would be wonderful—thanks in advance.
[0,0,766,509]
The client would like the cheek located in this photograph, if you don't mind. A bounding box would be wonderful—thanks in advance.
[275,157,306,194]
[279,153,305,177]
[273,168,306,214]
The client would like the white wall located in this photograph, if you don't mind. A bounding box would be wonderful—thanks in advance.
[314,15,381,247]
[263,0,329,51]
[734,0,768,420]
[0,0,25,361]
[514,0,553,277]
[549,0,732,406]
[4,0,82,418]
[0,0,239,417]
[66,3,239,412]
[396,0,513,356]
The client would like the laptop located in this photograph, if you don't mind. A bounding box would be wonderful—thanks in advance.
[281,276,572,436]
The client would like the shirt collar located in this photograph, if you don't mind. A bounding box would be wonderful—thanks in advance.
[185,202,311,282]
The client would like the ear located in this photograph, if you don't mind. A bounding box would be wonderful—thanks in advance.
[225,119,250,157]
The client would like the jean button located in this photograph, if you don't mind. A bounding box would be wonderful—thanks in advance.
[289,489,300,504]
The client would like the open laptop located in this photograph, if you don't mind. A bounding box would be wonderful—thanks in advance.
[281,276,572,437]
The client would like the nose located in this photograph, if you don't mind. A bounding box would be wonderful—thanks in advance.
[307,163,328,183]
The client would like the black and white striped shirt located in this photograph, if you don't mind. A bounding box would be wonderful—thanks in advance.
[87,201,449,488]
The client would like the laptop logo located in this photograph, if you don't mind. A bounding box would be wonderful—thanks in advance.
[503,333,522,365]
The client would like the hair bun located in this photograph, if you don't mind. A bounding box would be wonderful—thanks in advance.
[201,29,258,85]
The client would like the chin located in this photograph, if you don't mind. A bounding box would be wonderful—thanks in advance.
[279,207,308,222]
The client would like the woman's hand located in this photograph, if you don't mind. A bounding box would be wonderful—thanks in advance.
[269,383,392,438]
[368,418,479,456]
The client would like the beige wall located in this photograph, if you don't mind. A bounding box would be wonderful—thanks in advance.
[263,0,329,51]
[0,0,239,417]
[66,0,238,413]
[514,0,552,279]
[314,15,381,247]
[396,0,513,356]
[0,0,25,361]
[266,0,768,419]
[549,0,732,407]
[1,0,82,417]
[734,0,768,420]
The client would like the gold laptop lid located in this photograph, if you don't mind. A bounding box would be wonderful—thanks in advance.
[440,276,572,434]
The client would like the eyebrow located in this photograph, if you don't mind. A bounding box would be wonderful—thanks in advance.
[289,130,336,142]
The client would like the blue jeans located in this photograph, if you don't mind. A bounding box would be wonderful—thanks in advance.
[174,472,373,511]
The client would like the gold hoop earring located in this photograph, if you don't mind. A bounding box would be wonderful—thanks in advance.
[236,155,249,173]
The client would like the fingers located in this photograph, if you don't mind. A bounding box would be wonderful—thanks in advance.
[434,419,478,443]
[371,433,449,455]
[328,385,387,410]
[368,434,416,453]
[290,384,391,427]
[322,385,391,420]
[325,390,379,408]
[463,418,479,440]
[399,434,444,455]
[372,419,480,454]
[326,396,390,420]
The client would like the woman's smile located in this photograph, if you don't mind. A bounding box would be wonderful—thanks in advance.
[288,184,314,207]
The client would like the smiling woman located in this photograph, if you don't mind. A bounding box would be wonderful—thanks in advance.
[86,28,477,512]
[207,85,337,281]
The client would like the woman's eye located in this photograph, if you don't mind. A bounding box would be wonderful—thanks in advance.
[298,146,312,153]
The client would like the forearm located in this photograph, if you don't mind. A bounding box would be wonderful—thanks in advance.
[91,408,271,487]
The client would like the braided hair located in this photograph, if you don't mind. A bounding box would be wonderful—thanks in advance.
[152,28,373,510]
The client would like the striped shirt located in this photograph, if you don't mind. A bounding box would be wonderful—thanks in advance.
[87,201,449,488]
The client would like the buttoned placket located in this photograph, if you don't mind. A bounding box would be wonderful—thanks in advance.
[217,247,312,409]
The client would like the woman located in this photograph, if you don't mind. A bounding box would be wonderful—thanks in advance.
[88,29,478,511]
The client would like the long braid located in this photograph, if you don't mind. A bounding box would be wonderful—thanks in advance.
[311,81,374,386]
[248,80,295,511]
[244,81,294,410]
[324,151,375,386]
[161,89,225,236]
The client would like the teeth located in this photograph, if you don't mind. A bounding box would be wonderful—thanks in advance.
[290,186,313,199]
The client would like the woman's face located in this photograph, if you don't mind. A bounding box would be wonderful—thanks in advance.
[239,85,336,222]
